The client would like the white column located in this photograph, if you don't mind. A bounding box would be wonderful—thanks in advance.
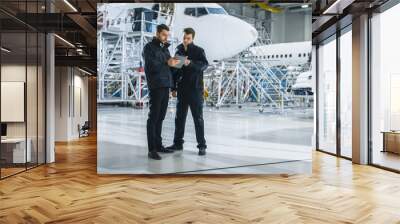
[45,0,56,163]
[352,14,369,164]
[46,32,55,163]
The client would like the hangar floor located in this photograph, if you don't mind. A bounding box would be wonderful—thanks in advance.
[97,105,313,174]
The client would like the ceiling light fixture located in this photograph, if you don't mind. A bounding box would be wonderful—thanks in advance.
[63,0,78,12]
[78,67,93,76]
[54,34,75,48]
[1,47,11,53]
[322,0,354,15]
[323,0,342,14]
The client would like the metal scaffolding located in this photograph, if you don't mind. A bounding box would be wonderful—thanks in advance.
[203,41,311,112]
[97,4,312,113]
[97,6,176,104]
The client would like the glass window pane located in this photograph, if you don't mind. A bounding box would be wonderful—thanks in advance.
[318,37,337,154]
[340,29,352,158]
[0,0,46,179]
[196,8,208,17]
[26,0,42,169]
[1,31,27,177]
[27,31,38,169]
[371,4,400,171]
[184,8,195,17]
[207,8,227,15]
[38,32,45,165]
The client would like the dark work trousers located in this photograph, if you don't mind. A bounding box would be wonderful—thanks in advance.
[147,87,169,152]
[173,88,206,149]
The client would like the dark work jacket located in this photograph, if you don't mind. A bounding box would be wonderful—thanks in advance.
[173,43,209,91]
[142,37,174,89]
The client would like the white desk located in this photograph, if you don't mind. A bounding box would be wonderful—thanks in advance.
[1,138,31,163]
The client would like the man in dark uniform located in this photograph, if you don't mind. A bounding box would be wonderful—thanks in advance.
[142,24,180,160]
[166,28,209,156]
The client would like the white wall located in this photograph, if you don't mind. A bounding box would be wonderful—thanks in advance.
[71,73,89,138]
[54,67,89,141]
[55,66,68,141]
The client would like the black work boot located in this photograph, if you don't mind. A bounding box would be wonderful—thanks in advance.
[148,151,162,160]
[157,146,174,153]
[198,147,206,156]
[166,144,183,151]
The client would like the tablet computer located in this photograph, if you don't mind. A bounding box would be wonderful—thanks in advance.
[173,55,186,68]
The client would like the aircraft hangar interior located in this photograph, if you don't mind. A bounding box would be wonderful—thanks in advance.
[96,3,313,174]
[1,0,400,222]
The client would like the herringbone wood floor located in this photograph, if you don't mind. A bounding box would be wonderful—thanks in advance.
[1,135,400,224]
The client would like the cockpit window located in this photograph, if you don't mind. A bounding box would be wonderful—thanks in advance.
[207,8,227,15]
[184,8,196,17]
[184,7,209,17]
[197,7,208,17]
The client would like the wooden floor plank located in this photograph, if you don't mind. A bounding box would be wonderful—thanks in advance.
[1,135,400,223]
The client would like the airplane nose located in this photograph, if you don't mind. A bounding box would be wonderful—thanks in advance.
[193,14,259,62]
[220,16,258,58]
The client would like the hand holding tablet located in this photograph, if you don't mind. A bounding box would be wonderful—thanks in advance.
[172,55,187,68]
[167,57,180,67]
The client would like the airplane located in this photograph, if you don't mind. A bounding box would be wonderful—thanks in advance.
[248,41,312,67]
[291,71,314,96]
[248,41,314,97]
[98,3,258,62]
